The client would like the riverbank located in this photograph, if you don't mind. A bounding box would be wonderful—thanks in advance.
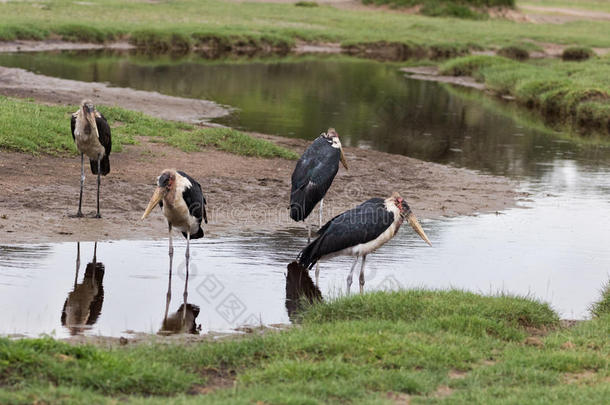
[1,289,608,403]
[0,0,609,56]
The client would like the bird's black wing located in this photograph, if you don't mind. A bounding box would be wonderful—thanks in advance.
[290,137,340,221]
[70,113,77,142]
[89,113,112,175]
[298,198,394,268]
[96,113,112,157]
[178,171,208,238]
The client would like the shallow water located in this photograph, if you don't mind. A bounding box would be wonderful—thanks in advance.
[1,51,610,336]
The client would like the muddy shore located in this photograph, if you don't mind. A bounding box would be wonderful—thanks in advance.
[0,61,522,244]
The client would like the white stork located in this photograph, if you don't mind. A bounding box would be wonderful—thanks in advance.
[70,100,112,218]
[290,128,348,285]
[298,192,431,293]
[141,169,207,313]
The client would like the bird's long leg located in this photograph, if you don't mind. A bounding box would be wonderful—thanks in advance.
[359,254,367,294]
[165,224,173,323]
[346,256,359,294]
[182,231,191,324]
[74,242,81,288]
[93,241,97,263]
[95,158,101,218]
[307,222,311,243]
[76,153,84,217]
[319,198,324,228]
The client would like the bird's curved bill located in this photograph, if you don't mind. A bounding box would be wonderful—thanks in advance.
[406,212,432,246]
[340,148,348,170]
[142,187,164,220]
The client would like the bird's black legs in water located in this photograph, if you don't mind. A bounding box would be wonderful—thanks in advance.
[74,153,85,218]
[74,242,81,288]
[182,232,191,323]
[95,158,101,218]
[93,241,97,264]
[346,256,359,294]
[165,224,173,323]
[314,199,323,286]
[359,255,367,294]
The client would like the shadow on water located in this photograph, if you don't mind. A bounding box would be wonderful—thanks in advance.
[61,242,105,336]
[285,261,322,322]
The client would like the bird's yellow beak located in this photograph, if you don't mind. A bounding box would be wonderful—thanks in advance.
[340,148,348,170]
[142,187,164,220]
[406,211,432,246]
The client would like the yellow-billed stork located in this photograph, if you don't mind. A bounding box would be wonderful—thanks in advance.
[70,100,112,218]
[298,192,431,293]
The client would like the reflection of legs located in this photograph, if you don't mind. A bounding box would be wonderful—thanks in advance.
[75,153,84,217]
[359,255,367,294]
[74,242,81,288]
[95,158,101,218]
[346,256,359,294]
[314,199,323,285]
[93,241,97,263]
[165,224,173,323]
[319,198,323,228]
[182,231,191,323]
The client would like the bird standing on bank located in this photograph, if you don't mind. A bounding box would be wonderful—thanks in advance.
[70,100,112,218]
[141,169,207,320]
[298,192,431,293]
[290,128,348,238]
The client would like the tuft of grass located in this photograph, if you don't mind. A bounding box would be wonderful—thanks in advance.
[498,45,530,61]
[295,1,319,6]
[562,46,595,62]
[0,290,608,403]
[590,280,610,318]
[361,0,513,19]
[0,97,297,159]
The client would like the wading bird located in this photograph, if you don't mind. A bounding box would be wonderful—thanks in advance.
[70,100,112,218]
[298,192,431,293]
[290,128,348,240]
[141,169,207,313]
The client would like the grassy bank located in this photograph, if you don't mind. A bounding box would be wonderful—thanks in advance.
[439,55,610,136]
[0,97,298,159]
[0,0,608,54]
[1,289,609,403]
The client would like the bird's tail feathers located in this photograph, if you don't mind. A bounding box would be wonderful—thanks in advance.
[90,155,110,176]
[298,235,325,270]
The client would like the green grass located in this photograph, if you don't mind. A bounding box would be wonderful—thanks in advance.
[361,0,514,19]
[0,97,298,159]
[0,0,608,53]
[590,280,610,318]
[439,55,610,135]
[562,46,594,61]
[519,0,610,14]
[1,289,608,404]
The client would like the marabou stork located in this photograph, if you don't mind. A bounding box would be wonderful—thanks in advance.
[298,192,432,293]
[61,242,105,335]
[290,128,348,285]
[70,100,112,218]
[141,169,207,313]
[290,128,348,238]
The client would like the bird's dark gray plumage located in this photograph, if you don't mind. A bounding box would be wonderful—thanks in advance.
[298,198,393,269]
[290,135,341,222]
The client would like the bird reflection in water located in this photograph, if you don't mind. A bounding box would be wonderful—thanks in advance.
[285,261,322,321]
[158,253,201,335]
[61,242,105,335]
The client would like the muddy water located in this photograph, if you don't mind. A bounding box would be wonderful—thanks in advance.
[1,51,610,336]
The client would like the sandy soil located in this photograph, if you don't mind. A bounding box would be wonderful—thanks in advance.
[0,66,229,123]
[401,66,486,90]
[0,133,520,244]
